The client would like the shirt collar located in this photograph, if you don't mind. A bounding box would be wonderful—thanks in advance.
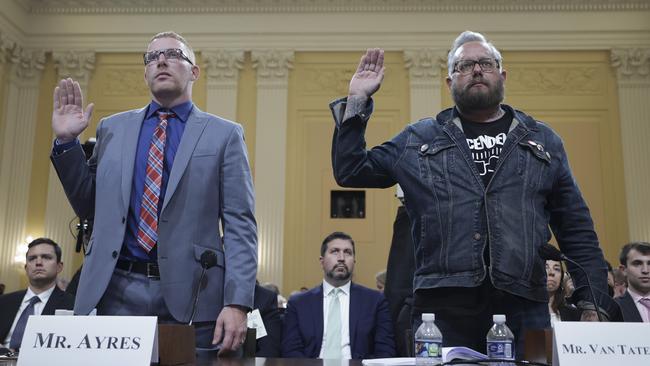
[322,279,351,297]
[25,284,56,304]
[145,100,194,122]
[627,287,650,302]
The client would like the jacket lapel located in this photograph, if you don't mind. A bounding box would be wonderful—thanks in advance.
[161,108,207,213]
[120,108,147,213]
[42,287,62,315]
[623,291,644,322]
[349,283,360,354]
[314,285,324,350]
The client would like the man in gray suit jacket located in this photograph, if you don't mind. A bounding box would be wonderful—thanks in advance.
[50,31,257,353]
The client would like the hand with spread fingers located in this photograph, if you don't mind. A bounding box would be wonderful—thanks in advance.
[212,305,248,356]
[348,48,385,100]
[52,78,94,144]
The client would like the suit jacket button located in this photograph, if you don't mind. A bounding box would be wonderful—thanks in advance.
[473,233,482,241]
[121,217,126,224]
[112,251,118,259]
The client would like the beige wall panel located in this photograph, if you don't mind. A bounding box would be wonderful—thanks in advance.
[284,52,409,294]
[442,50,628,264]
[236,52,257,173]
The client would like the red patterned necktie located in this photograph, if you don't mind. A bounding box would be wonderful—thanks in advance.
[137,111,174,253]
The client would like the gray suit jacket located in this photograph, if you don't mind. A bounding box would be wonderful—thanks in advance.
[51,105,257,322]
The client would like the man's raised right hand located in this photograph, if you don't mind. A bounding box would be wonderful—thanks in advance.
[348,48,385,100]
[52,78,94,144]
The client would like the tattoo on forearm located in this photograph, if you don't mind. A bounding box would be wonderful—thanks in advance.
[342,95,369,122]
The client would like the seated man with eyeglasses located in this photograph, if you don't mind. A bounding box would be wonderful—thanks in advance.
[329,31,618,358]
[50,31,257,354]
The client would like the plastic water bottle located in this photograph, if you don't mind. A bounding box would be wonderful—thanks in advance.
[486,314,515,362]
[414,313,443,366]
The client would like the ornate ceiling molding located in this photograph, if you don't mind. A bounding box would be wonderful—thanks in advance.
[16,0,650,14]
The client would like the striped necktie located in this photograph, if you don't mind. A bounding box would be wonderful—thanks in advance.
[137,111,174,253]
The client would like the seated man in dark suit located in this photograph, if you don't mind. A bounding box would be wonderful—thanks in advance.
[0,238,75,351]
[253,284,282,357]
[615,241,650,322]
[281,232,395,359]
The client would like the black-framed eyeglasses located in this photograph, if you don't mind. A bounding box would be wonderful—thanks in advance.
[143,48,194,66]
[453,58,499,75]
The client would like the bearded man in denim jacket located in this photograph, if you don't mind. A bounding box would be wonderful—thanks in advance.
[330,31,618,358]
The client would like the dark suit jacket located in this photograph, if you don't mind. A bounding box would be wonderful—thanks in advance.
[254,284,282,357]
[615,291,643,322]
[0,287,75,342]
[281,283,395,359]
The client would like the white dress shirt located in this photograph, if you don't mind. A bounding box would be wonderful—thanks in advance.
[319,280,351,359]
[2,285,56,348]
[627,287,650,322]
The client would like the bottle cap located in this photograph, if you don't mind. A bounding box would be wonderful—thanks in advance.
[493,314,506,323]
[422,313,435,322]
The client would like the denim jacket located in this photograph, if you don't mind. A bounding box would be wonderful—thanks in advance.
[330,97,616,316]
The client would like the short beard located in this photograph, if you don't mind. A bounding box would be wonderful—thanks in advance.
[451,76,505,112]
[326,266,351,283]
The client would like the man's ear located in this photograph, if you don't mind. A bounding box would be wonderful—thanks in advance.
[191,65,200,81]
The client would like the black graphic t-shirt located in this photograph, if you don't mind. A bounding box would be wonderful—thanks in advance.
[460,109,512,187]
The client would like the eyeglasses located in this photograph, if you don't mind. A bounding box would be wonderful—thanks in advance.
[143,48,194,66]
[453,58,499,75]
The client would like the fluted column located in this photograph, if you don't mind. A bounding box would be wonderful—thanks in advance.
[251,49,293,287]
[611,48,650,241]
[46,51,95,279]
[202,50,244,121]
[0,48,45,290]
[404,49,447,120]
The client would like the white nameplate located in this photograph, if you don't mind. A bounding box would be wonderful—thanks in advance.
[17,316,158,366]
[553,322,650,366]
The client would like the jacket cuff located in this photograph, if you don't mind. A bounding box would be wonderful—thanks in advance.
[329,96,374,128]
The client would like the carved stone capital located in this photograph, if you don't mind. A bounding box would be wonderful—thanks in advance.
[53,50,96,86]
[404,49,447,86]
[7,48,46,85]
[202,49,244,85]
[0,33,17,64]
[252,49,294,86]
[611,48,650,86]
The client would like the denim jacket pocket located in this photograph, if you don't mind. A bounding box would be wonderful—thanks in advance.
[517,140,551,189]
[413,140,456,183]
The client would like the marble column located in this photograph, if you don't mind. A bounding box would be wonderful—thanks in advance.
[251,49,293,287]
[202,50,244,121]
[404,49,447,120]
[0,48,45,290]
[44,51,95,280]
[611,48,650,241]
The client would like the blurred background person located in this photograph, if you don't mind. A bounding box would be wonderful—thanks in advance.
[546,260,579,324]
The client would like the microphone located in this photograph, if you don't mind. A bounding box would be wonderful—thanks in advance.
[188,250,218,325]
[538,243,603,322]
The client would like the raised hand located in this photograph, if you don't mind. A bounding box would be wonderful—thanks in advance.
[52,78,94,143]
[348,48,385,99]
